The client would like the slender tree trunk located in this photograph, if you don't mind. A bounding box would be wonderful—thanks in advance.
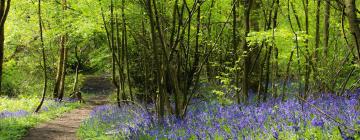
[58,41,67,100]
[282,50,294,101]
[283,1,300,101]
[345,0,360,61]
[0,27,3,94]
[53,46,64,98]
[125,37,133,101]
[257,44,267,103]
[232,0,241,104]
[206,0,215,84]
[35,0,47,113]
[314,0,321,62]
[117,7,126,101]
[145,0,164,121]
[121,0,134,101]
[271,0,279,98]
[313,0,321,90]
[324,0,330,57]
[123,20,134,101]
[72,46,80,93]
[111,0,121,107]
[100,0,120,106]
[115,12,124,102]
[273,47,279,97]
[242,0,252,101]
[264,45,272,101]
[303,0,310,98]
[58,0,69,100]
[0,0,11,94]
[53,0,67,100]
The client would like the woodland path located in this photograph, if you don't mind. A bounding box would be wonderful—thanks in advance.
[22,75,114,140]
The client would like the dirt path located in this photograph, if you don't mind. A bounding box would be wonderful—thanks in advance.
[22,106,94,140]
[23,96,110,140]
[23,76,113,140]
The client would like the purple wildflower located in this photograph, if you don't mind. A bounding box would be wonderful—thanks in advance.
[311,118,324,127]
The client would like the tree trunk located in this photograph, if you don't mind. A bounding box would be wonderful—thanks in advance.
[303,0,310,98]
[58,38,67,100]
[271,0,279,98]
[206,0,215,84]
[232,0,241,104]
[257,44,267,103]
[264,45,272,101]
[72,46,80,93]
[111,0,121,107]
[100,0,120,106]
[145,0,164,121]
[242,0,252,101]
[53,0,67,100]
[324,0,330,57]
[0,27,3,94]
[0,0,11,94]
[345,0,360,61]
[314,0,321,63]
[121,0,133,101]
[116,9,126,101]
[53,44,64,98]
[35,0,47,113]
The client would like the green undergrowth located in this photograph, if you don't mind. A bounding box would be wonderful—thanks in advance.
[0,97,81,140]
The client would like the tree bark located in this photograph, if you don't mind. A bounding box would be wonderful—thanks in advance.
[72,46,80,93]
[271,0,279,98]
[345,0,360,61]
[315,0,321,62]
[242,0,252,101]
[0,0,11,94]
[324,0,330,57]
[232,0,241,104]
[0,27,4,94]
[53,45,64,99]
[116,7,126,102]
[35,0,47,113]
[206,0,215,84]
[99,0,121,106]
[58,38,67,100]
[303,0,311,98]
[145,0,164,121]
[53,0,67,100]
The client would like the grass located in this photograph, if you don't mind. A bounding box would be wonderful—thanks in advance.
[0,97,81,140]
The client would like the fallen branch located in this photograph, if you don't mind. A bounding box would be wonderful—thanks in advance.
[295,95,359,133]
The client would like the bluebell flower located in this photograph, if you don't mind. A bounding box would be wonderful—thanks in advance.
[0,110,29,118]
[272,129,279,139]
[78,91,360,139]
[292,125,300,132]
[311,118,324,127]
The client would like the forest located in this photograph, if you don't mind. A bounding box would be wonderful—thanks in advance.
[0,0,360,139]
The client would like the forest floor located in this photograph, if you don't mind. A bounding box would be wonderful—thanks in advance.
[22,75,114,140]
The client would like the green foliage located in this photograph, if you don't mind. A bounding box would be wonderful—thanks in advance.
[212,73,235,105]
[1,0,360,138]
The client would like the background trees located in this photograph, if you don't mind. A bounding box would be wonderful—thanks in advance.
[1,0,359,118]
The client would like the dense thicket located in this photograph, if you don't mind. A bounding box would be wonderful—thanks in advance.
[1,0,360,118]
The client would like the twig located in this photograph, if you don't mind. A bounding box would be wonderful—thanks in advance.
[295,95,359,133]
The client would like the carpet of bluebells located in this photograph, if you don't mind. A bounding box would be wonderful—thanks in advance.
[78,91,360,140]
[0,97,80,139]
